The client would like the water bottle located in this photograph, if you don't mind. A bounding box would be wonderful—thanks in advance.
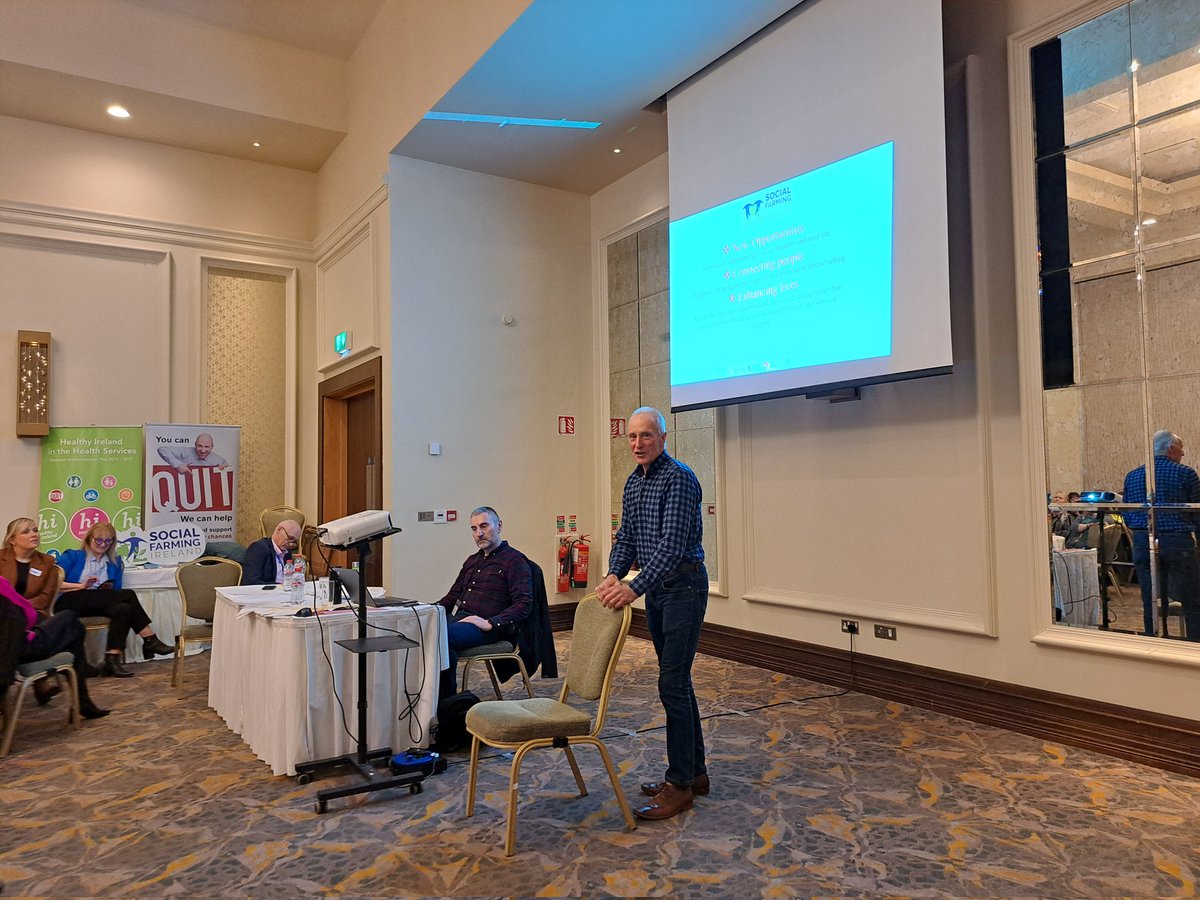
[291,555,306,604]
[283,557,296,602]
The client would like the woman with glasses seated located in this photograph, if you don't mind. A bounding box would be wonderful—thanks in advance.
[56,522,175,677]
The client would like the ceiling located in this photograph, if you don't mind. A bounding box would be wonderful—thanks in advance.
[0,0,801,192]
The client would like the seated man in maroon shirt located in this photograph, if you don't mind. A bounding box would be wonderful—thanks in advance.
[438,506,532,699]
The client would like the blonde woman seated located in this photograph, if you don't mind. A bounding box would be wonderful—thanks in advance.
[56,522,174,677]
[0,517,61,619]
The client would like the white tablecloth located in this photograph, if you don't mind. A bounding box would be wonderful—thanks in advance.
[1051,549,1101,627]
[208,585,448,776]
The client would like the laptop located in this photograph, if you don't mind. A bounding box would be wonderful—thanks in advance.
[330,567,421,608]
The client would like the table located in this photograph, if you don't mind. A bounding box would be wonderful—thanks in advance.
[1051,548,1101,627]
[208,585,447,776]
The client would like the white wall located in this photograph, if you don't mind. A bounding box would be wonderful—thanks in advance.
[388,157,592,600]
[314,0,531,234]
[0,117,317,524]
[582,0,1200,722]
[0,117,317,240]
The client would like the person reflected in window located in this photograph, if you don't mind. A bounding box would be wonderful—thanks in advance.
[57,522,175,676]
[1123,430,1200,639]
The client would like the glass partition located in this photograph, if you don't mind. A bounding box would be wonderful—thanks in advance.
[1034,0,1200,640]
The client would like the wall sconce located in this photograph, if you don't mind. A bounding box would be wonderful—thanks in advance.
[16,330,51,437]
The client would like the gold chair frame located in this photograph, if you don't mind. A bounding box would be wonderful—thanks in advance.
[464,594,635,856]
[459,641,534,699]
[260,506,306,539]
[1,652,80,757]
[173,556,242,686]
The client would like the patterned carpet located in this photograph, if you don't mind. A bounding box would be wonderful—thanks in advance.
[4,635,1200,898]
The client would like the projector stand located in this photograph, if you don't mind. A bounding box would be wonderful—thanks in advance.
[294,532,423,812]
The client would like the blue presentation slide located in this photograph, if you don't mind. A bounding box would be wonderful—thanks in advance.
[669,142,895,387]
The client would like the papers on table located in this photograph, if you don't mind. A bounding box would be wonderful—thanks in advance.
[227,583,390,619]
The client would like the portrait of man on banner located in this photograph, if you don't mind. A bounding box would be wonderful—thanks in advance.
[144,424,241,543]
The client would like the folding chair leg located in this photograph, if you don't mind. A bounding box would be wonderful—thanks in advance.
[484,661,503,700]
[563,744,587,795]
[592,738,637,831]
[466,735,481,817]
[504,741,538,857]
[60,667,80,728]
[0,681,26,758]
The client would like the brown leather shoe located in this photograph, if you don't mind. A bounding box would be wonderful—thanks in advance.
[641,772,710,797]
[634,782,694,820]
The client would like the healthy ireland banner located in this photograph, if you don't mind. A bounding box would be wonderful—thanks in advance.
[37,427,144,556]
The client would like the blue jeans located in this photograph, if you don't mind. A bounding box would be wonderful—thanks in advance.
[644,566,708,787]
[439,619,497,699]
[1131,531,1200,639]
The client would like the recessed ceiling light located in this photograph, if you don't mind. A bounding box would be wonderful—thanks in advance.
[253,142,261,148]
[423,111,600,129]
[1142,217,1157,225]
[107,104,130,119]
[613,148,622,154]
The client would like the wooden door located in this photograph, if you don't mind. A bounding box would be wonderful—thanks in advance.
[318,358,383,586]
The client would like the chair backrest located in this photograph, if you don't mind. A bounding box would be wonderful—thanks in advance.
[260,506,305,538]
[175,557,243,622]
[564,593,631,712]
[1102,522,1122,558]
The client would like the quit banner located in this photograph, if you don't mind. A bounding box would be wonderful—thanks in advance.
[144,424,241,542]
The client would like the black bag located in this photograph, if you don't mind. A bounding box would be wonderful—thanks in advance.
[432,689,481,753]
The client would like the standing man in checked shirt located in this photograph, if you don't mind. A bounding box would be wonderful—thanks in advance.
[1123,429,1200,639]
[598,406,708,820]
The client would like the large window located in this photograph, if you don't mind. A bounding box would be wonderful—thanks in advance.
[606,217,719,579]
[1032,0,1200,640]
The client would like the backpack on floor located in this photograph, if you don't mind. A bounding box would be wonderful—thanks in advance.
[431,689,481,753]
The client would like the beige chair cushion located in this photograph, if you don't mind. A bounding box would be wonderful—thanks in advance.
[180,623,214,641]
[466,697,591,744]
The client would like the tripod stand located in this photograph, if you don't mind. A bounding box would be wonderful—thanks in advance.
[294,531,423,813]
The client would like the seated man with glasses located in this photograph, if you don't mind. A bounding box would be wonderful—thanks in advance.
[57,521,175,677]
[242,519,303,586]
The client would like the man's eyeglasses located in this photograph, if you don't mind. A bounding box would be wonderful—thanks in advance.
[93,537,114,546]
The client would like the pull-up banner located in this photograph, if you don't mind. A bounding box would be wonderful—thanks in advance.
[143,424,241,542]
[37,426,143,557]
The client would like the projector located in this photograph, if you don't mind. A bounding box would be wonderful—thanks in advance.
[1080,491,1117,503]
[317,510,400,546]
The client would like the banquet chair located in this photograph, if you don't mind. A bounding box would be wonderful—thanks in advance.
[458,641,534,699]
[173,556,242,686]
[54,565,110,663]
[260,506,306,538]
[464,593,635,856]
[1,652,79,757]
[458,560,549,700]
[1100,524,1131,598]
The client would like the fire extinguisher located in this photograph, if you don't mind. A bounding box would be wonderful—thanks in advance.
[557,537,572,593]
[570,535,590,588]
